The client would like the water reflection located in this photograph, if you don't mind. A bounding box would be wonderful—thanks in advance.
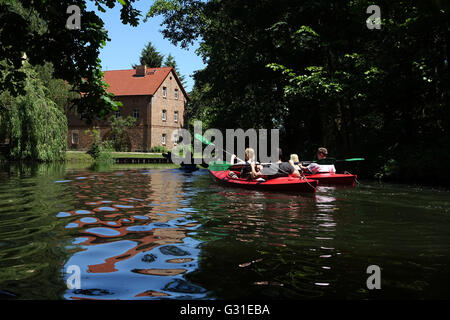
[57,168,208,300]
[2,163,450,300]
[184,183,344,299]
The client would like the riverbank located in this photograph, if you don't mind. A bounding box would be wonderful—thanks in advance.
[65,151,165,163]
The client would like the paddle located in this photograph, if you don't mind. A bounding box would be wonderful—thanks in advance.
[193,133,244,170]
[302,158,365,165]
[194,133,213,146]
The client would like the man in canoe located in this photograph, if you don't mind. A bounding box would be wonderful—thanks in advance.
[317,147,328,160]
[297,147,336,174]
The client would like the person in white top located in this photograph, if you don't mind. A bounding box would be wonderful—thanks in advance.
[297,147,336,174]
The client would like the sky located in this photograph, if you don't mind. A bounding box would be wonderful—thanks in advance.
[86,1,205,92]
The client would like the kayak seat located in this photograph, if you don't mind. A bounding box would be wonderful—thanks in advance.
[228,171,239,179]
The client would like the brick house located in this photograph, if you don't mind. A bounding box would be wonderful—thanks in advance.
[67,66,188,152]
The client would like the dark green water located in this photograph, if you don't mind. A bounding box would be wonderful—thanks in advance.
[0,163,449,300]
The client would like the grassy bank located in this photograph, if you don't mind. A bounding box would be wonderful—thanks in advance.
[65,162,180,171]
[66,151,164,163]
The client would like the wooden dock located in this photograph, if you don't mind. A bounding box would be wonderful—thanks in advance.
[113,157,169,164]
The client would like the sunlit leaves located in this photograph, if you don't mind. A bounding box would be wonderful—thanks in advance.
[0,64,67,161]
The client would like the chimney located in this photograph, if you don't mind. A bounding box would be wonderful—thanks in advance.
[135,65,147,77]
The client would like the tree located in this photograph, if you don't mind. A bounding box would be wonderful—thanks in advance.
[0,0,142,120]
[34,62,79,112]
[0,63,67,162]
[163,53,186,84]
[163,53,185,84]
[134,42,164,68]
[147,0,450,184]
[108,115,136,151]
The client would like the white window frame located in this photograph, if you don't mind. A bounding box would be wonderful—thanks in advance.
[162,109,167,121]
[72,131,79,144]
[174,88,179,100]
[174,111,179,123]
[162,86,167,98]
[162,134,167,145]
[133,109,139,120]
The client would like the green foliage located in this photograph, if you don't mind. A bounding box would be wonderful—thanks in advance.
[150,145,168,153]
[0,64,67,162]
[34,62,79,112]
[375,159,399,181]
[85,129,114,164]
[163,53,186,85]
[148,0,450,185]
[134,42,164,68]
[108,115,136,151]
[0,0,138,119]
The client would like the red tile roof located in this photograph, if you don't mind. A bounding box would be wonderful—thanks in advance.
[102,67,176,97]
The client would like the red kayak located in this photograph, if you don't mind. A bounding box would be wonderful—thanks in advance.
[209,170,318,193]
[305,172,357,186]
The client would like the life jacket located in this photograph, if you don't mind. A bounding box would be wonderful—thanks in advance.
[240,161,260,178]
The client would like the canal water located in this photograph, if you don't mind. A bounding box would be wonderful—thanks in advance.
[0,163,449,300]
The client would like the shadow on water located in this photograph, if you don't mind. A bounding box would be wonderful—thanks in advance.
[185,180,450,299]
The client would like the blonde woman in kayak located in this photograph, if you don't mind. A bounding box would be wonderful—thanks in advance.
[240,148,263,179]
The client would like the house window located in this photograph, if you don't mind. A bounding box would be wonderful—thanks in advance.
[115,110,120,119]
[163,86,167,98]
[133,109,139,120]
[162,134,167,145]
[174,111,179,122]
[72,132,79,144]
[174,89,179,100]
[162,109,167,121]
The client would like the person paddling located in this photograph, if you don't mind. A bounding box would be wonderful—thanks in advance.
[298,147,336,174]
[239,148,263,180]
